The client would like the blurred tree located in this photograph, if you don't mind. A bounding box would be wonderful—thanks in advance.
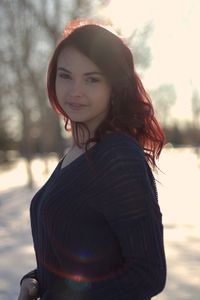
[127,22,154,71]
[191,89,200,151]
[0,0,106,186]
[164,123,183,146]
[150,84,176,127]
[191,89,200,130]
[0,100,14,162]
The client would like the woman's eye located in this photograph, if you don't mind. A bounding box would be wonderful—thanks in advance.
[86,77,100,83]
[58,73,71,79]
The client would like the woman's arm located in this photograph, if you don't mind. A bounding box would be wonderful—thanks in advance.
[18,269,40,300]
[20,269,38,286]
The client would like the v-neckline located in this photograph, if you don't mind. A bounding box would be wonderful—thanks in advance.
[59,151,85,171]
[59,143,98,172]
[58,133,119,172]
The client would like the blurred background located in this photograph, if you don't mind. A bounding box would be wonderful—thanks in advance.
[0,0,199,299]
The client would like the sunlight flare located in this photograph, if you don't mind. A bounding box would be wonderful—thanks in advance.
[100,0,152,36]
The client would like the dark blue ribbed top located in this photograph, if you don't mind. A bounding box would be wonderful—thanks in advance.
[27,132,166,299]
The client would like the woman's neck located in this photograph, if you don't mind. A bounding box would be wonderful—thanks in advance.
[71,124,95,147]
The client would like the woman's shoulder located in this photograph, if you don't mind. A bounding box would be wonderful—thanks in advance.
[94,132,144,161]
[100,132,143,151]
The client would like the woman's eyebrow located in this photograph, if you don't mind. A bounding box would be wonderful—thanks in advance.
[57,67,102,76]
[57,67,71,73]
[84,71,103,76]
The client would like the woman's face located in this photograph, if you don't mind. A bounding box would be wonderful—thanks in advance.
[55,46,111,133]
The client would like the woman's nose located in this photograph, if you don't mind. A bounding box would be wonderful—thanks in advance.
[69,80,84,97]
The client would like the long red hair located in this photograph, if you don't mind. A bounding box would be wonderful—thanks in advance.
[47,20,165,168]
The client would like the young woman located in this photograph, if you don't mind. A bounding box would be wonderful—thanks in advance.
[18,20,166,300]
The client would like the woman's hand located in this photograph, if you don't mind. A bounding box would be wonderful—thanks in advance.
[18,278,39,300]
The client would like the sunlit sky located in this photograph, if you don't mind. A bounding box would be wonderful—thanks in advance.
[100,0,200,123]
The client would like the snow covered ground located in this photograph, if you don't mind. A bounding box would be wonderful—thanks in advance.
[0,148,200,300]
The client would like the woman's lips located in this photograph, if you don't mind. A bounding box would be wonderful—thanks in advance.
[67,102,88,111]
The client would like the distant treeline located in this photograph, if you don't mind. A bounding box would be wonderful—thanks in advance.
[1,123,200,163]
[164,124,200,147]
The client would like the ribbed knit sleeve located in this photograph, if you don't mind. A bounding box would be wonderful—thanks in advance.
[82,134,166,299]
